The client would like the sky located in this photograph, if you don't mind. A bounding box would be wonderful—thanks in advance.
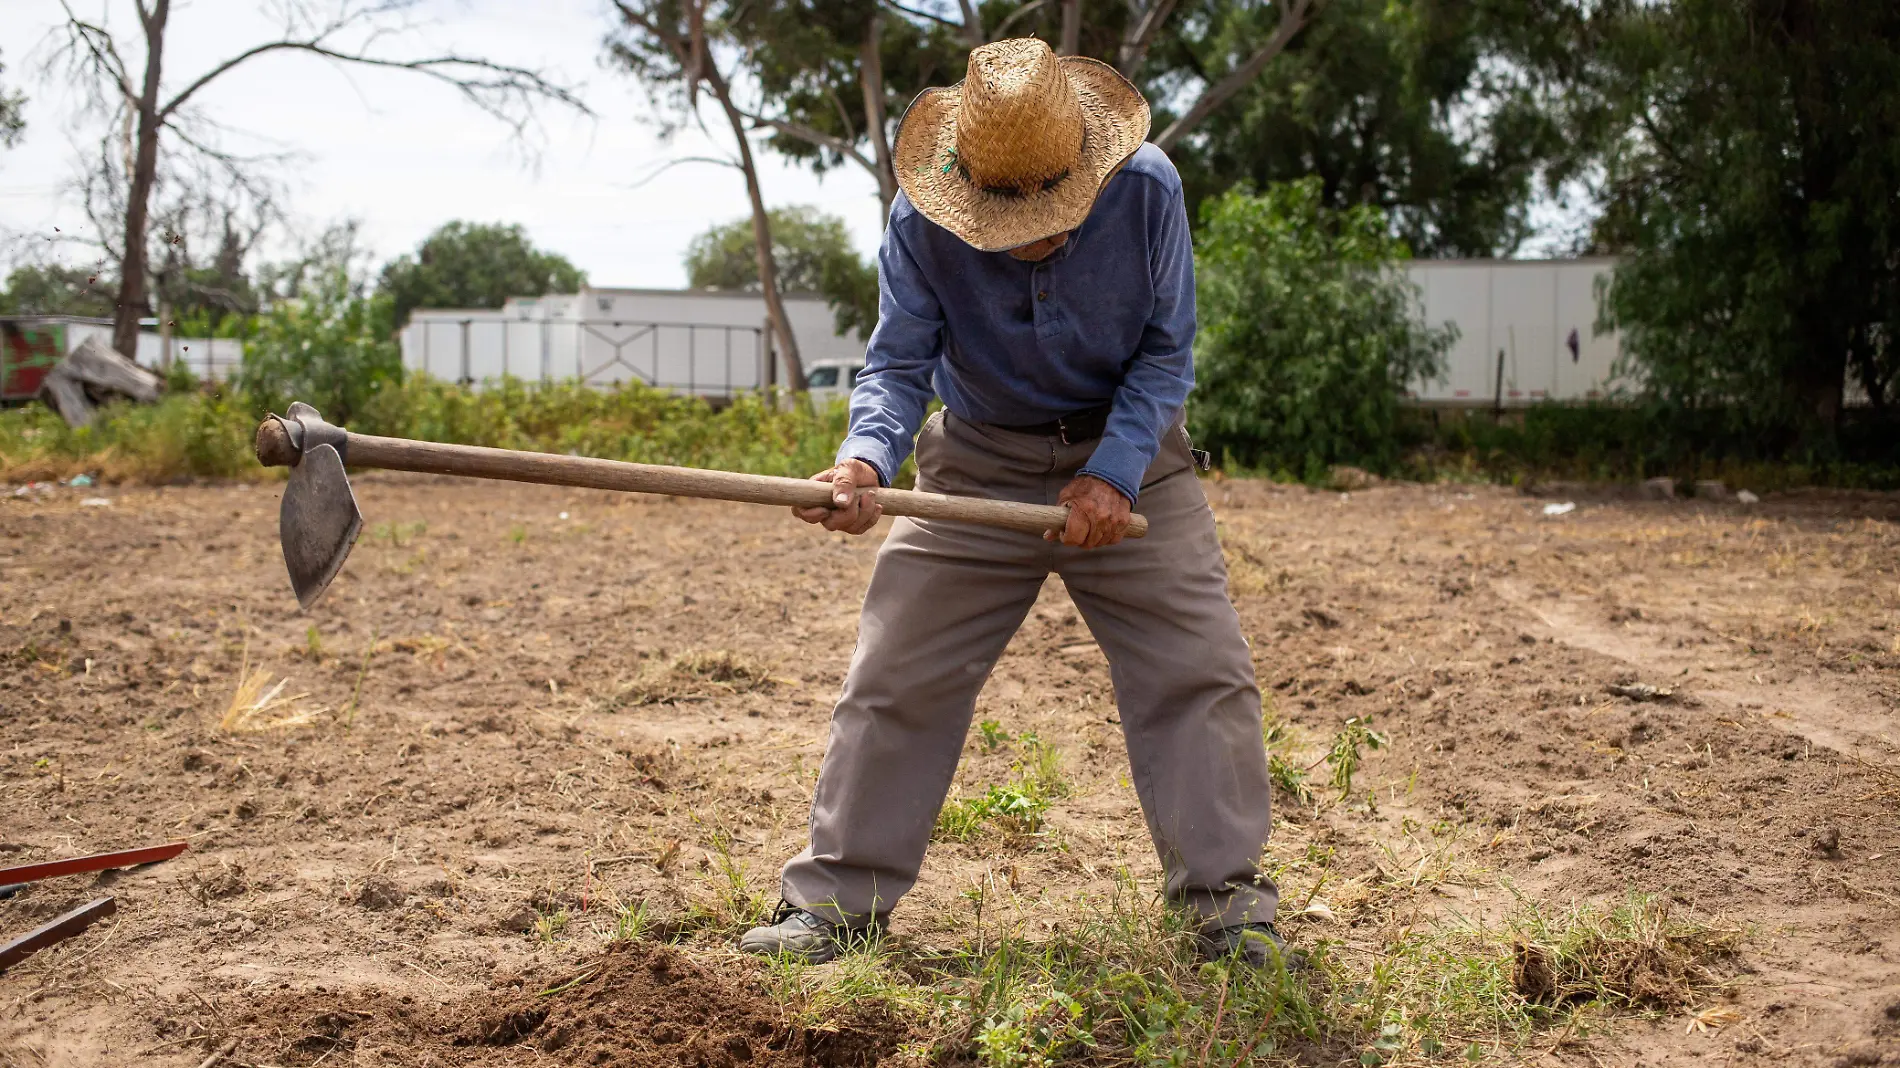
[0,0,888,290]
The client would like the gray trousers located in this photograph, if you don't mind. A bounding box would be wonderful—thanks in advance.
[781,410,1278,932]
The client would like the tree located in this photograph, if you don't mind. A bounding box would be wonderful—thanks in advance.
[378,222,587,329]
[1191,179,1455,477]
[1160,0,1570,256]
[53,0,586,363]
[685,207,879,337]
[0,49,25,153]
[608,0,810,389]
[733,0,1321,230]
[1574,0,1900,442]
[0,264,117,318]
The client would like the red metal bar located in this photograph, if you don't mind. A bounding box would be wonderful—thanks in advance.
[0,897,117,972]
[0,842,188,886]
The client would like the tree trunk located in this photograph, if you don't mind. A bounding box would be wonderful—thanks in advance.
[706,69,806,391]
[859,11,897,220]
[114,0,170,361]
[1057,0,1082,55]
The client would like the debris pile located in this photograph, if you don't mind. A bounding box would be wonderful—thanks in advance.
[38,335,163,428]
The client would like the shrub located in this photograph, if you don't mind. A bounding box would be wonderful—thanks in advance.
[1192,179,1456,480]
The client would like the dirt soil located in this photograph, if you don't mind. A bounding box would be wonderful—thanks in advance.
[1,474,1896,1067]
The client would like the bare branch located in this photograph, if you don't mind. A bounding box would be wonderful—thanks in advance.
[160,43,587,136]
[1153,0,1317,151]
[993,0,1049,40]
[881,0,961,29]
[623,154,741,191]
[54,5,138,106]
[742,111,878,174]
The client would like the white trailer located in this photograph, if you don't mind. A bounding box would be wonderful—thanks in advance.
[1404,258,1631,407]
[399,287,865,398]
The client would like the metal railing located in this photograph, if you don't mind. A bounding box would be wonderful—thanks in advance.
[406,318,772,396]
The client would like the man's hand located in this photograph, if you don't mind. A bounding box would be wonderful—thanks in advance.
[792,458,884,535]
[1047,474,1132,549]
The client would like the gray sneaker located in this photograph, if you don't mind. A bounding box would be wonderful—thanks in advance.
[1201,921,1305,972]
[738,904,876,963]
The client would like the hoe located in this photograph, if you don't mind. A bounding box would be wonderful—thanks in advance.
[255,402,1148,609]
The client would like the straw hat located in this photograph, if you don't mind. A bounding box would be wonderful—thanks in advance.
[893,38,1151,252]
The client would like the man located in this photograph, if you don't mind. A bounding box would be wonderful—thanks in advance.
[739,38,1288,969]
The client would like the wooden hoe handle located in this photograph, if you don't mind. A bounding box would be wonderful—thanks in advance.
[255,420,1149,540]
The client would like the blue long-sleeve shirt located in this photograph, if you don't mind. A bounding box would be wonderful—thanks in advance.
[836,142,1196,504]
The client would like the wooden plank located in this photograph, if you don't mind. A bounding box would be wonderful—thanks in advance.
[0,897,117,972]
[0,841,189,886]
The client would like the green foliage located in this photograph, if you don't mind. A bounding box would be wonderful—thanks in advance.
[0,373,860,488]
[1192,179,1456,480]
[234,270,401,426]
[377,221,586,329]
[684,207,878,338]
[1162,0,1571,256]
[0,390,257,483]
[0,264,117,318]
[1404,404,1900,489]
[1574,0,1900,447]
[936,734,1070,842]
[355,376,851,479]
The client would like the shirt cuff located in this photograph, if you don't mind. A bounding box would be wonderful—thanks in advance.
[1078,435,1148,505]
[836,436,896,487]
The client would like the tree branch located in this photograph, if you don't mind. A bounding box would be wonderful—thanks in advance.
[742,110,878,174]
[1153,0,1316,152]
[955,0,985,45]
[881,0,962,29]
[56,5,138,105]
[160,42,587,133]
[1117,0,1180,76]
[993,0,1049,40]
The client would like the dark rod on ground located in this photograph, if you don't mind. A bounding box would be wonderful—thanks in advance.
[0,841,189,887]
[0,897,118,972]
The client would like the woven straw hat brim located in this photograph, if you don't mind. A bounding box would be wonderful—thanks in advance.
[894,56,1151,253]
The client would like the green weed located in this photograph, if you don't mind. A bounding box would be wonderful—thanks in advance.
[1325,716,1388,800]
[937,735,1071,842]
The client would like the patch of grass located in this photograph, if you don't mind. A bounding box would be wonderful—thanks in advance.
[748,881,1738,1067]
[1506,893,1741,1012]
[533,908,571,946]
[936,735,1071,843]
[370,520,427,547]
[610,650,776,707]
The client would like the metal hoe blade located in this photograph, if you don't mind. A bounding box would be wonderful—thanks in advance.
[281,442,362,609]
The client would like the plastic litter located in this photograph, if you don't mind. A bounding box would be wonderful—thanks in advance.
[1736,489,1759,505]
[80,497,112,507]
[67,474,94,487]
[1543,501,1577,516]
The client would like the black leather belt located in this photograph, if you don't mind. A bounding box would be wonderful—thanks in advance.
[993,402,1113,444]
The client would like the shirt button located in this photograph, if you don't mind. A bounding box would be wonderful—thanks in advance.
[1037,291,1048,301]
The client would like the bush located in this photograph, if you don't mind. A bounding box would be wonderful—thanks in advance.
[234,269,401,426]
[0,375,859,487]
[0,390,259,483]
[1191,179,1456,480]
